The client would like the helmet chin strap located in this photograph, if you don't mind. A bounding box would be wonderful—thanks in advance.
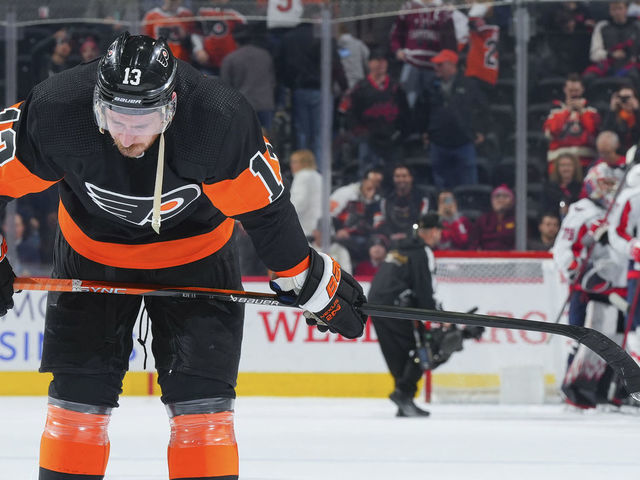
[151,132,165,234]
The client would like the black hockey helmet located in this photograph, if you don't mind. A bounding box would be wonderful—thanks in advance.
[93,32,177,134]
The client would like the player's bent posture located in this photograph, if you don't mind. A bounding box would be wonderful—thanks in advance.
[552,163,628,407]
[0,33,366,480]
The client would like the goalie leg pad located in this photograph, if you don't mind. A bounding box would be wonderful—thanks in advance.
[167,397,238,480]
[39,398,111,479]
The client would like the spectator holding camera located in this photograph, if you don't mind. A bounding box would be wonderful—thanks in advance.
[602,85,640,153]
[437,190,472,250]
[543,73,601,174]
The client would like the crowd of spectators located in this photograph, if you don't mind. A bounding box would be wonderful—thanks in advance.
[8,0,640,277]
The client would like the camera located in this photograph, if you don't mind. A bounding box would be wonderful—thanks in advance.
[619,95,632,104]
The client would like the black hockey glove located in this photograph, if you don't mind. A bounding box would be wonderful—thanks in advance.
[0,235,15,316]
[394,289,416,308]
[270,248,367,339]
[462,325,485,340]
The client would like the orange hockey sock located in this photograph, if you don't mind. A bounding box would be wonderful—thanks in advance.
[168,411,238,479]
[39,401,111,479]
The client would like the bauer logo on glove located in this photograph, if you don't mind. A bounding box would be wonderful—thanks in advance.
[270,248,367,339]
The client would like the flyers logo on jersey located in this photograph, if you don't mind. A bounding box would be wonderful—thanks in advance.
[85,182,201,226]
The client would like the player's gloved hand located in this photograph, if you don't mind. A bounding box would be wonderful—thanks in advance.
[0,235,16,316]
[582,220,608,248]
[630,239,640,262]
[270,248,367,339]
[567,259,582,281]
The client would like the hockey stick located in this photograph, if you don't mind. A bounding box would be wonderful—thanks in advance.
[14,276,640,398]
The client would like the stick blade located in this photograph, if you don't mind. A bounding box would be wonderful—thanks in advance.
[579,330,640,395]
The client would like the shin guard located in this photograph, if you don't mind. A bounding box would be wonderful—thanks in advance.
[167,398,238,480]
[39,398,111,479]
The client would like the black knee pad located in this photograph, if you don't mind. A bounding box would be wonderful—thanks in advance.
[157,370,235,404]
[48,372,125,408]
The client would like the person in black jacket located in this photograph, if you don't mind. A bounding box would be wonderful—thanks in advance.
[417,49,488,188]
[369,213,442,417]
[342,46,410,176]
[275,5,347,165]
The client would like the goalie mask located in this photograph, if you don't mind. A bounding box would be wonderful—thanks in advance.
[583,163,622,208]
[93,32,177,135]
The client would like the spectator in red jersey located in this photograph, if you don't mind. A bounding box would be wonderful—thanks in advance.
[341,46,410,177]
[354,234,390,276]
[527,213,560,251]
[583,1,640,84]
[192,0,247,75]
[470,184,516,250]
[543,73,601,175]
[602,85,640,153]
[390,0,458,108]
[436,190,471,250]
[142,0,196,62]
[542,153,584,219]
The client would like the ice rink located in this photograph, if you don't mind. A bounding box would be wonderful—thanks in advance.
[2,396,639,480]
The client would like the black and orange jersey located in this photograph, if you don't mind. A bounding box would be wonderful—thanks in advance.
[142,7,196,62]
[0,59,309,273]
[464,23,499,86]
[197,7,246,69]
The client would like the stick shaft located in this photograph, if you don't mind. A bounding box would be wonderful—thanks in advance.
[14,276,640,395]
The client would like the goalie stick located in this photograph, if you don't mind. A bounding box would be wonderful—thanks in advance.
[14,276,640,399]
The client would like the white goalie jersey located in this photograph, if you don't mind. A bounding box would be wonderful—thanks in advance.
[553,198,627,293]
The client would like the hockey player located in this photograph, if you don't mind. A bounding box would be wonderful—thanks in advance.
[552,162,628,407]
[607,162,640,365]
[0,33,366,480]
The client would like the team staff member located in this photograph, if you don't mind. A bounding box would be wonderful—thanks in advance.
[0,33,366,480]
[369,213,442,417]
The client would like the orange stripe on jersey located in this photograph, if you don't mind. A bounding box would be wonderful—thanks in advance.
[203,144,284,217]
[0,101,59,197]
[0,155,58,197]
[275,255,310,277]
[58,201,235,269]
[39,405,110,476]
[168,412,238,479]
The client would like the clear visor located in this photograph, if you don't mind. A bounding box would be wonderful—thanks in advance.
[93,90,176,135]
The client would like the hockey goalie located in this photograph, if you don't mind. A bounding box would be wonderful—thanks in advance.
[552,163,629,408]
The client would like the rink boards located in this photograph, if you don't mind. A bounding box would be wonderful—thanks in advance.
[0,255,570,398]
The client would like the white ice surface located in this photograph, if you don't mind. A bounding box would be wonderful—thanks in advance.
[1,396,639,480]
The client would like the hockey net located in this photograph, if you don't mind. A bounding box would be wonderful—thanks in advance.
[425,252,567,403]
